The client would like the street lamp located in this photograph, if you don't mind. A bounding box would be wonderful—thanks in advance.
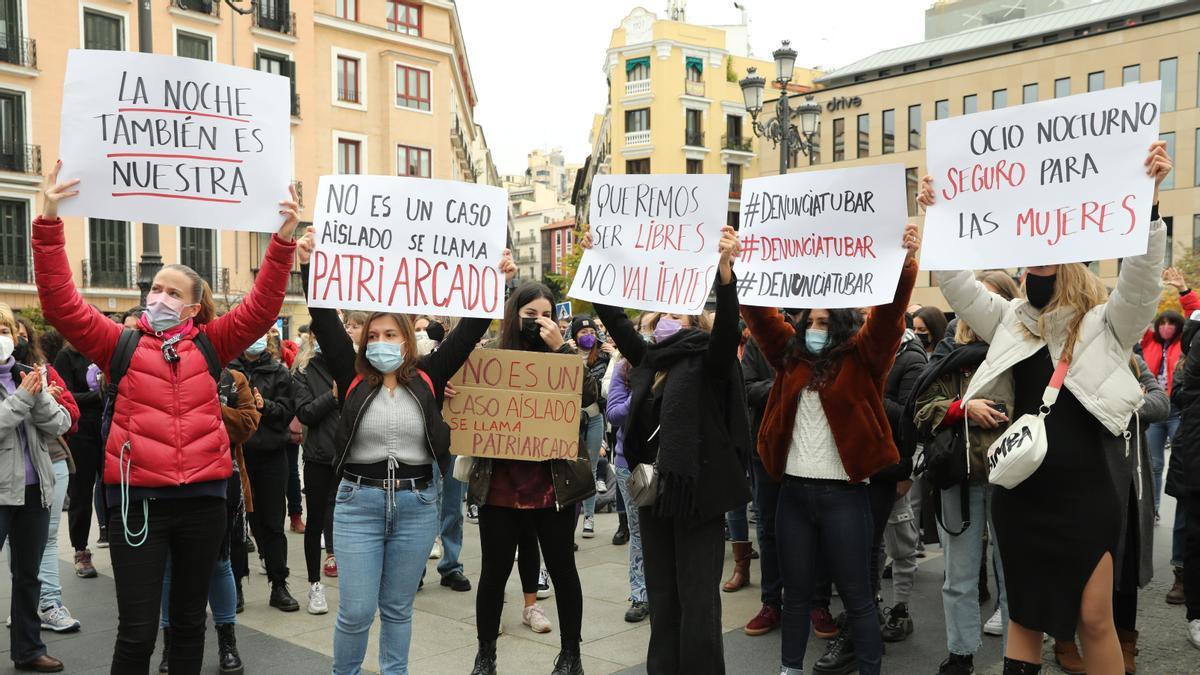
[740,40,821,174]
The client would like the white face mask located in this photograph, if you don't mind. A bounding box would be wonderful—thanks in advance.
[0,335,12,362]
[415,330,429,342]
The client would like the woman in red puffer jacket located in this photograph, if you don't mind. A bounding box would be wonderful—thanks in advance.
[33,161,300,673]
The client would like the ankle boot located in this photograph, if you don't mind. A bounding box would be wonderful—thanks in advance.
[612,512,629,545]
[1117,627,1139,674]
[1166,566,1186,604]
[158,627,170,673]
[551,640,584,675]
[1002,657,1041,674]
[216,623,244,675]
[470,639,497,675]
[723,541,753,592]
[1052,640,1084,675]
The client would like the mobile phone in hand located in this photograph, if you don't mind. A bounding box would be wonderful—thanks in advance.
[990,402,1008,417]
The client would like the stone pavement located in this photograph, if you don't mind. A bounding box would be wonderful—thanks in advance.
[2,491,1196,674]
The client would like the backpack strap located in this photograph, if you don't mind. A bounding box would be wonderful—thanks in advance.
[107,329,143,392]
[193,331,222,384]
[346,374,365,399]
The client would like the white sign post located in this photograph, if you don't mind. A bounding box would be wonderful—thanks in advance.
[922,81,1162,270]
[736,164,909,309]
[57,50,292,233]
[570,174,730,314]
[307,175,508,319]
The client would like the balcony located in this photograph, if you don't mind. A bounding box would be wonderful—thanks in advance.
[291,92,300,117]
[451,117,467,159]
[81,261,136,289]
[729,181,743,199]
[287,270,304,296]
[253,6,296,37]
[625,79,651,96]
[685,79,705,97]
[171,0,220,17]
[0,36,36,69]
[0,263,31,284]
[684,129,705,148]
[625,130,651,147]
[722,134,753,153]
[0,144,41,174]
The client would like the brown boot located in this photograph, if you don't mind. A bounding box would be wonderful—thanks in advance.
[1166,566,1186,605]
[1053,639,1085,675]
[722,541,752,592]
[1117,627,1138,673]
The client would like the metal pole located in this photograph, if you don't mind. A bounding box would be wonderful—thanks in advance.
[135,0,161,304]
[778,87,790,176]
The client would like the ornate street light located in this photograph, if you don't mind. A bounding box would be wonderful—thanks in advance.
[740,40,821,174]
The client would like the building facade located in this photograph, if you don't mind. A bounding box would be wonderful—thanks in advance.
[541,217,575,279]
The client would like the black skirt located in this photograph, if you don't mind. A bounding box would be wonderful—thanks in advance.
[992,347,1121,640]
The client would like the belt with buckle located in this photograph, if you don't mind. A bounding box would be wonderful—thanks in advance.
[344,472,432,491]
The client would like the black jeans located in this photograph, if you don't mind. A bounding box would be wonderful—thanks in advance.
[244,449,290,584]
[751,455,783,608]
[286,443,302,516]
[108,497,226,675]
[1,485,49,664]
[67,434,103,551]
[476,505,582,643]
[1185,489,1200,621]
[640,510,726,675]
[303,460,337,583]
[778,478,881,674]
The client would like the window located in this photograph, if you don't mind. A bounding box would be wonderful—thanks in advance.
[337,139,361,174]
[1123,64,1140,85]
[906,168,919,217]
[397,145,431,178]
[1055,77,1071,98]
[627,57,650,82]
[1194,215,1200,253]
[0,90,28,173]
[88,219,129,287]
[176,32,211,61]
[0,198,28,283]
[992,89,1007,109]
[625,108,650,133]
[1023,83,1038,104]
[1088,71,1105,92]
[832,117,845,161]
[625,159,649,174]
[396,65,430,111]
[256,0,292,34]
[83,10,122,50]
[685,109,703,146]
[882,109,895,154]
[686,57,702,83]
[725,114,744,147]
[335,0,358,21]
[963,94,977,115]
[728,163,742,197]
[935,99,949,120]
[907,105,921,150]
[257,51,297,116]
[1159,132,1175,190]
[1196,128,1200,187]
[387,1,421,36]
[686,159,703,174]
[1160,58,1177,112]
[727,211,740,230]
[337,56,360,103]
[857,114,869,158]
[179,227,214,288]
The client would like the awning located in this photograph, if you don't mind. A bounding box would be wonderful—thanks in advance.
[625,56,650,74]
[686,56,703,74]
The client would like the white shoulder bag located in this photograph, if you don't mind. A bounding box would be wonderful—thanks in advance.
[986,357,1069,489]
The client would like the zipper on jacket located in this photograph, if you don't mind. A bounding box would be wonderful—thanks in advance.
[335,385,380,477]
[172,359,184,485]
[402,382,437,460]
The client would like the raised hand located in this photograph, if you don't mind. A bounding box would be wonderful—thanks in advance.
[500,248,517,281]
[1145,140,1172,205]
[1163,267,1188,292]
[278,183,302,240]
[902,223,921,261]
[297,225,315,266]
[717,225,740,285]
[916,175,935,210]
[581,226,594,250]
[42,160,80,222]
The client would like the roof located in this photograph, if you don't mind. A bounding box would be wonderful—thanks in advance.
[817,0,1190,84]
[541,218,577,231]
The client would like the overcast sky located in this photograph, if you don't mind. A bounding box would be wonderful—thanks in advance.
[457,0,930,175]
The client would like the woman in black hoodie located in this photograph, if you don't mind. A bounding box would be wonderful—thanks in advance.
[582,225,751,675]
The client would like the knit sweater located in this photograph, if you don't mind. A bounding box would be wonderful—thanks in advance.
[786,390,849,480]
[347,385,433,467]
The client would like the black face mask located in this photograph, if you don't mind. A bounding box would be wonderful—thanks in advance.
[11,336,29,364]
[520,318,545,349]
[916,332,931,348]
[1025,272,1057,309]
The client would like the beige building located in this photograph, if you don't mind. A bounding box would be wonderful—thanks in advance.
[507,178,572,282]
[757,0,1200,308]
[0,0,496,336]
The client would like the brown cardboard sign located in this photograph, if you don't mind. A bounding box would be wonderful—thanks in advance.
[446,349,583,461]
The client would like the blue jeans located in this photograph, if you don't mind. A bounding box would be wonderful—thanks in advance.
[726,505,749,542]
[38,460,70,607]
[332,478,438,675]
[1146,410,1180,514]
[436,469,466,578]
[581,413,604,519]
[777,478,880,674]
[161,554,238,626]
[938,483,1008,656]
[614,466,647,603]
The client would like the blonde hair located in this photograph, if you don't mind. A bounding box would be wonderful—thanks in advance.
[956,271,1022,344]
[291,333,317,374]
[1020,263,1108,363]
[0,304,16,336]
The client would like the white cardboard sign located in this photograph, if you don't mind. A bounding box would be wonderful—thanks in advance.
[736,164,909,309]
[922,81,1161,270]
[307,175,509,319]
[57,50,293,233]
[569,174,730,314]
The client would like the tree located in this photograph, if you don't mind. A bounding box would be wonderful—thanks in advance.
[13,305,49,336]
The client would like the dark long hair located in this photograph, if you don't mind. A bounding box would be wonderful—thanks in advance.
[784,308,864,389]
[499,282,557,352]
[916,306,948,347]
[1155,310,1185,343]
[13,315,45,365]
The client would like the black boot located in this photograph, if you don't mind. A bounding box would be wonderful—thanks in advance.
[470,639,497,675]
[158,627,170,673]
[813,625,857,674]
[612,512,629,546]
[270,581,300,612]
[235,580,245,614]
[551,640,584,675]
[215,623,244,675]
[1002,657,1041,674]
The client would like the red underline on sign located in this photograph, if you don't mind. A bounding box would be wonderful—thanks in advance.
[111,192,243,204]
[117,107,251,123]
[107,152,243,164]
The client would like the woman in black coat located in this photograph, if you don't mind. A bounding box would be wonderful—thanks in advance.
[294,344,342,606]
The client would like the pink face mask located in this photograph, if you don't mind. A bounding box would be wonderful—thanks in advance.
[144,292,188,332]
[1158,324,1178,341]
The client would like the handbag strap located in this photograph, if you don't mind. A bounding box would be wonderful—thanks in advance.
[1039,358,1070,413]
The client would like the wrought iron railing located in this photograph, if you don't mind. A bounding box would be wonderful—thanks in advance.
[171,0,220,18]
[684,129,705,147]
[0,263,31,284]
[0,144,41,174]
[722,134,753,152]
[253,5,296,36]
[82,260,137,289]
[0,36,36,68]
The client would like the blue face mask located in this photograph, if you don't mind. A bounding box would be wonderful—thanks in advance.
[245,336,268,356]
[805,328,829,353]
[366,342,405,373]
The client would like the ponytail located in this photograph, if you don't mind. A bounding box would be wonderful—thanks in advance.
[161,263,216,324]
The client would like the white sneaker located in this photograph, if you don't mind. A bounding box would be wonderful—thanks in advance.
[307,582,329,615]
[537,568,553,600]
[1189,619,1200,649]
[430,537,443,560]
[39,601,81,633]
[582,517,595,539]
[983,607,1003,636]
[522,603,553,634]
[596,479,608,494]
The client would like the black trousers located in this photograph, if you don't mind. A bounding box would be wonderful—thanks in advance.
[244,449,290,584]
[476,505,582,643]
[1185,490,1200,621]
[751,455,783,608]
[640,510,726,675]
[302,460,337,583]
[1,485,49,664]
[286,443,302,516]
[66,434,103,551]
[108,496,226,675]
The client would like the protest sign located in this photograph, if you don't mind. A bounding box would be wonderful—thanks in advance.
[307,175,508,318]
[446,350,584,461]
[569,174,729,314]
[57,50,292,233]
[736,164,908,309]
[922,81,1161,270]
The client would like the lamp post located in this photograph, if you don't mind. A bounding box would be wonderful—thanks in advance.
[740,40,822,175]
[135,0,161,304]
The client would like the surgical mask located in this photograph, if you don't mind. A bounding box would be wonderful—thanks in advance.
[0,335,12,362]
[366,341,404,373]
[415,330,429,342]
[144,292,188,333]
[577,333,597,350]
[917,332,931,348]
[245,336,269,356]
[521,318,545,349]
[12,336,30,364]
[805,328,829,353]
[1158,324,1178,341]
[654,318,683,343]
[1025,272,1057,310]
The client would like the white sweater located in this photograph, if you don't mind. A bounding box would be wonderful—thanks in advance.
[785,390,849,481]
